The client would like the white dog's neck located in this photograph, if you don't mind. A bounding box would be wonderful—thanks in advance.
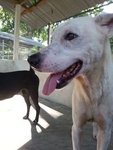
[75,40,113,103]
[88,40,112,81]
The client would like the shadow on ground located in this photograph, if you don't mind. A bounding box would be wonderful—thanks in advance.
[18,98,113,150]
[18,98,72,150]
[0,96,113,150]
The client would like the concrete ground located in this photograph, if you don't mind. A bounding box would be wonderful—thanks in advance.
[0,96,113,150]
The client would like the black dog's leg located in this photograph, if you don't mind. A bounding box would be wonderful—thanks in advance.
[22,89,31,119]
[30,90,40,125]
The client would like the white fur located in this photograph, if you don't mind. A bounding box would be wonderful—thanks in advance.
[37,13,113,150]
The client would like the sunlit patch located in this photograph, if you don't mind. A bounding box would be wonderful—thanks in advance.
[0,95,64,149]
[0,95,32,150]
[36,125,42,133]
[39,102,64,119]
[38,115,50,129]
[103,3,113,13]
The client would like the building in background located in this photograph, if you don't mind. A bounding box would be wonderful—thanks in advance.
[0,31,42,60]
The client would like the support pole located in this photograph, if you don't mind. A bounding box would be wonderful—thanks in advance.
[47,23,52,45]
[2,40,4,51]
[13,4,21,60]
[2,40,4,59]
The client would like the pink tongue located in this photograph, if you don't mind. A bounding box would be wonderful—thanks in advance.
[43,73,62,95]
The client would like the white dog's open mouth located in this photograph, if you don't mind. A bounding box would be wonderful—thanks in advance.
[43,60,83,95]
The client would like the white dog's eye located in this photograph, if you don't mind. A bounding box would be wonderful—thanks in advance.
[64,32,78,41]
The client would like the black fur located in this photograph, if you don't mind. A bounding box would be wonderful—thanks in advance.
[0,67,40,125]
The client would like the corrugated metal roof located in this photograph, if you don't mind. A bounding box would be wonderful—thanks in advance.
[0,0,106,30]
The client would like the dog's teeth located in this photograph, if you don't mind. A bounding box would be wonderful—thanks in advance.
[57,80,60,83]
[58,61,82,87]
[62,74,65,77]
[70,68,74,72]
[67,71,70,75]
[72,66,76,69]
[77,63,80,68]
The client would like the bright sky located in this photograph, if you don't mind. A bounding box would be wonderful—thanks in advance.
[103,3,113,13]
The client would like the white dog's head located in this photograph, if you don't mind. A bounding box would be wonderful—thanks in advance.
[28,13,113,95]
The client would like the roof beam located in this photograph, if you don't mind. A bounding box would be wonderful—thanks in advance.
[19,0,28,5]
[21,0,47,16]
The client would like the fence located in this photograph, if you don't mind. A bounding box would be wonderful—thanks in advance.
[0,32,42,60]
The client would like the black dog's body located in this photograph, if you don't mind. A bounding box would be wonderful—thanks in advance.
[0,68,40,125]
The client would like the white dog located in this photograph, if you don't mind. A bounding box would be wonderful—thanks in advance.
[28,13,113,150]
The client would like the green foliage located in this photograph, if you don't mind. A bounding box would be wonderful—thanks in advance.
[0,8,14,33]
[31,45,40,54]
[0,7,58,43]
[20,21,31,37]
[32,26,48,42]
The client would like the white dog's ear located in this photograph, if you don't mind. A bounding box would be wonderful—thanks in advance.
[94,13,113,38]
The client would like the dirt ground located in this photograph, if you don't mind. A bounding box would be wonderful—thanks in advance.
[0,96,113,150]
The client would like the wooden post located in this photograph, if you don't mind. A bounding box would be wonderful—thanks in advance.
[2,40,4,59]
[13,4,21,60]
[47,23,52,45]
[2,40,4,51]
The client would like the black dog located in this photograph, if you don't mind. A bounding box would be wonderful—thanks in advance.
[0,67,40,125]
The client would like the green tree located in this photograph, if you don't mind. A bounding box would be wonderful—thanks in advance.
[0,8,14,33]
[33,26,48,42]
[0,7,48,43]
